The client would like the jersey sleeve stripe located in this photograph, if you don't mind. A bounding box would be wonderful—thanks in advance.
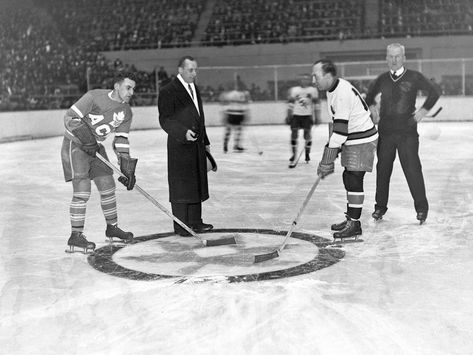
[113,143,129,149]
[347,126,378,140]
[115,132,129,138]
[333,120,348,135]
[328,132,348,147]
[71,105,84,118]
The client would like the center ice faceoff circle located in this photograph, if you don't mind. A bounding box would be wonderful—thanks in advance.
[88,229,345,282]
[114,232,317,276]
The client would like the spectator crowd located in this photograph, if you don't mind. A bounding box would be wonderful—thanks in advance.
[1,0,473,111]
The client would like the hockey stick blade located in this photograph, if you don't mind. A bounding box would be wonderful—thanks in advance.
[205,236,237,246]
[254,176,322,263]
[254,250,280,263]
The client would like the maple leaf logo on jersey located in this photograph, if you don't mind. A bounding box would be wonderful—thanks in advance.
[111,111,125,127]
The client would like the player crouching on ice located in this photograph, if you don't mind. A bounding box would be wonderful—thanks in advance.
[61,72,138,253]
[312,60,378,240]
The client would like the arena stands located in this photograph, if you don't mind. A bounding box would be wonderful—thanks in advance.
[380,0,473,38]
[37,0,205,50]
[1,0,473,111]
[203,0,365,45]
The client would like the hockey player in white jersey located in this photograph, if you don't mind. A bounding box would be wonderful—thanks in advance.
[312,59,378,240]
[286,74,319,167]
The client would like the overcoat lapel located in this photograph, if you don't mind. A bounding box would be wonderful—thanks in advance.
[173,79,201,118]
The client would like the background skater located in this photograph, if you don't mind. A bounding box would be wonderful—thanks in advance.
[286,74,319,168]
[219,85,250,153]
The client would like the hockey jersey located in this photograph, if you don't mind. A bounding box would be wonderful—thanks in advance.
[288,85,318,116]
[220,90,250,116]
[64,89,133,155]
[326,78,378,148]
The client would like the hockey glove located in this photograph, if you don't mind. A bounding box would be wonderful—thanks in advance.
[118,156,138,190]
[317,146,340,179]
[71,124,100,157]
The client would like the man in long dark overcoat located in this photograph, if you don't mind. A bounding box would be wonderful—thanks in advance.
[158,56,214,236]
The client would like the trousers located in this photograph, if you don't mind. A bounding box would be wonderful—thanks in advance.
[171,202,202,234]
[375,133,428,212]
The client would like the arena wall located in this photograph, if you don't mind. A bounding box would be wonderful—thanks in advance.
[0,96,467,142]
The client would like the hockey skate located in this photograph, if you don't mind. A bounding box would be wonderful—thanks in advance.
[233,146,245,152]
[417,211,428,225]
[331,216,348,231]
[66,231,96,254]
[333,219,363,242]
[288,154,296,168]
[372,207,387,221]
[105,224,134,244]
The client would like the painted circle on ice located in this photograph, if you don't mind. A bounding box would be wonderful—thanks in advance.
[88,229,344,282]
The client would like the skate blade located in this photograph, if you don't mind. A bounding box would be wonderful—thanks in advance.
[332,236,364,244]
[65,248,95,255]
[106,237,135,244]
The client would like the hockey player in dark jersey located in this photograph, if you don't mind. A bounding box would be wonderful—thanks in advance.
[312,59,378,240]
[61,72,138,253]
[365,43,440,224]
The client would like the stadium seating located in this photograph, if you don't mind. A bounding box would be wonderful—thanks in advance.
[1,0,472,111]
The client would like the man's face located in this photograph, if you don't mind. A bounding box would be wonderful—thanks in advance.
[311,63,331,91]
[386,46,405,72]
[115,78,135,103]
[178,59,198,83]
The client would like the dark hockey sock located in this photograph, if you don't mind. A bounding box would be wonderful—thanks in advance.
[305,140,312,153]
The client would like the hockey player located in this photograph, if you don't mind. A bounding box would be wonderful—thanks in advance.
[312,59,378,240]
[219,86,250,153]
[286,74,319,168]
[61,72,138,253]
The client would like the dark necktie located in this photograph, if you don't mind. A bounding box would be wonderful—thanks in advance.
[392,72,398,80]
[188,84,194,99]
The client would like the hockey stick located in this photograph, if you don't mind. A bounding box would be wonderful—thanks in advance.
[427,106,442,118]
[96,153,236,247]
[254,175,322,263]
[288,147,305,168]
[248,133,263,155]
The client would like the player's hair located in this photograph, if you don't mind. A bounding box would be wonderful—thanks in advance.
[313,59,337,76]
[387,43,405,55]
[114,71,137,84]
[178,55,196,68]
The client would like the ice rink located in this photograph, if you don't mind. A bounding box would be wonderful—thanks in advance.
[1,122,473,355]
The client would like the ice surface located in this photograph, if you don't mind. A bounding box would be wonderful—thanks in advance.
[1,123,473,354]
